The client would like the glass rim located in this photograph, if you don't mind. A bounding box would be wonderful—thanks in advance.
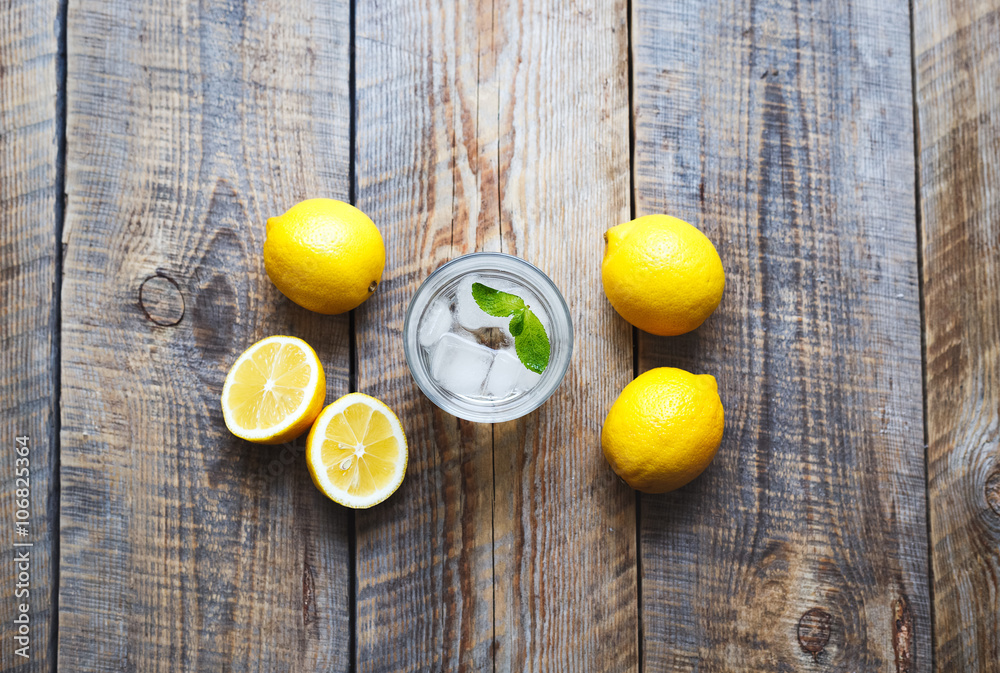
[403,252,574,422]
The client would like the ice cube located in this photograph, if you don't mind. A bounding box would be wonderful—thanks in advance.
[516,364,542,392]
[455,277,514,330]
[484,351,522,399]
[484,350,542,399]
[429,332,494,397]
[418,301,453,347]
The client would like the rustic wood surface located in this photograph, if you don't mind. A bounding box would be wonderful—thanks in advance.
[632,0,931,669]
[0,0,60,670]
[488,1,635,669]
[488,2,636,668]
[1,0,999,669]
[914,0,1000,668]
[353,0,634,670]
[58,0,352,669]
[353,2,497,669]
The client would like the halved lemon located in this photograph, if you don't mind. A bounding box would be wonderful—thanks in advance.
[306,393,408,508]
[221,335,326,444]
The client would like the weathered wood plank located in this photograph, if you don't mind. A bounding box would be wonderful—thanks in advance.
[353,2,497,669]
[632,0,930,670]
[59,1,352,669]
[914,0,1000,668]
[490,1,635,670]
[0,0,60,669]
[353,0,635,669]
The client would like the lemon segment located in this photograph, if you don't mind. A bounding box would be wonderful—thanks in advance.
[221,336,326,444]
[306,393,408,509]
[601,367,724,493]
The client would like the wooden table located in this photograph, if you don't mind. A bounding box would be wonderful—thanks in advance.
[3,0,998,670]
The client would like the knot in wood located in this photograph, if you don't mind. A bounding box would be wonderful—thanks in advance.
[139,273,185,326]
[797,607,831,661]
[986,469,1000,517]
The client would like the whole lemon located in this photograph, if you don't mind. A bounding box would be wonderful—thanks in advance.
[601,214,724,336]
[602,367,724,493]
[264,198,385,314]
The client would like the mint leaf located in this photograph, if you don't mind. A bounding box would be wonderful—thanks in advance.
[513,309,550,374]
[469,282,549,374]
[508,310,526,337]
[472,282,525,317]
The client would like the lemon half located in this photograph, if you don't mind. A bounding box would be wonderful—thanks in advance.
[221,335,326,444]
[306,393,408,508]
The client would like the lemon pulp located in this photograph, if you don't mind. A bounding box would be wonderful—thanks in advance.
[307,393,408,508]
[221,336,325,444]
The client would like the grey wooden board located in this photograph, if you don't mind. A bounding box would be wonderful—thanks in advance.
[915,0,1000,668]
[0,0,61,670]
[353,0,636,670]
[58,0,352,669]
[632,0,931,669]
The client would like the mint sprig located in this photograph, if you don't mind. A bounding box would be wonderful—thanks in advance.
[471,282,550,374]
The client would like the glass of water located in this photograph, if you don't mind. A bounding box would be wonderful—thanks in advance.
[403,252,573,422]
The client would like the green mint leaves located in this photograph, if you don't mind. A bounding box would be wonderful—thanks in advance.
[471,283,526,317]
[511,310,549,374]
[471,282,550,374]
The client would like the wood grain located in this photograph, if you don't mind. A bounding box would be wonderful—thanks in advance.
[914,0,1000,668]
[59,0,352,669]
[490,0,635,670]
[353,2,497,669]
[631,0,930,670]
[0,0,60,669]
[353,0,635,670]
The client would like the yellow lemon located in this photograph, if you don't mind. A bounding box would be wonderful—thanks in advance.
[264,198,385,314]
[602,367,724,493]
[602,214,724,336]
[306,393,408,509]
[221,335,326,444]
